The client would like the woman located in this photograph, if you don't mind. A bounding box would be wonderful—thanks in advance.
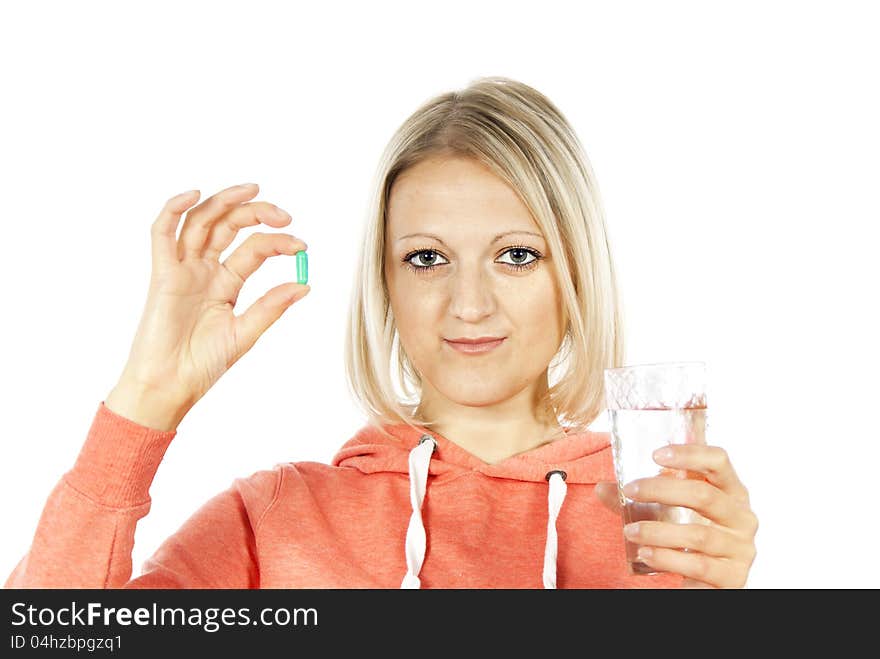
[5,76,757,589]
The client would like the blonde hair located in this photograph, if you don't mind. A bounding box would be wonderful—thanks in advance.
[344,75,626,440]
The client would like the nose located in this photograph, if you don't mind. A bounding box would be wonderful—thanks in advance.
[448,263,497,322]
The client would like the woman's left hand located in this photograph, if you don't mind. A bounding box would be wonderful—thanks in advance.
[597,444,759,588]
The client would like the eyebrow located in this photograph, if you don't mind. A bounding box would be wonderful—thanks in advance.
[396,231,545,245]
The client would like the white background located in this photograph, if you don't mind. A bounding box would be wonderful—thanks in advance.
[1,0,877,589]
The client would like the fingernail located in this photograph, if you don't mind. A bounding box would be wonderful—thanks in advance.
[623,523,640,539]
[637,546,653,561]
[623,481,639,497]
[653,447,674,463]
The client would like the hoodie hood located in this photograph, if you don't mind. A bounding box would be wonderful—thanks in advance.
[331,421,615,484]
[331,422,616,589]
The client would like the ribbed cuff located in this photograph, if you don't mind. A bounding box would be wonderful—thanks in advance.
[65,401,178,508]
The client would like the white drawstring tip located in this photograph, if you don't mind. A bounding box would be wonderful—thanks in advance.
[401,573,421,589]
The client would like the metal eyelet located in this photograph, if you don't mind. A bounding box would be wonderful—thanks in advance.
[545,469,567,481]
[418,435,438,453]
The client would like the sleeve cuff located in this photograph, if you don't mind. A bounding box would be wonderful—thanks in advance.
[65,401,178,508]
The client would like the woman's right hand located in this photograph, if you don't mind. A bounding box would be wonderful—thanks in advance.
[106,183,309,431]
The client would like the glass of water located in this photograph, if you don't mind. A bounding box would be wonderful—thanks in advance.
[603,361,710,575]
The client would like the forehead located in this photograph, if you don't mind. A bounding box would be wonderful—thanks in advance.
[386,156,537,234]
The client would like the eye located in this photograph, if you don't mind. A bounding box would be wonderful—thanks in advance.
[404,249,450,271]
[497,246,540,269]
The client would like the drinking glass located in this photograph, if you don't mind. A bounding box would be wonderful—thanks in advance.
[603,361,710,575]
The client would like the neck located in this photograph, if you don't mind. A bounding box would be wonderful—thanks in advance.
[414,384,565,465]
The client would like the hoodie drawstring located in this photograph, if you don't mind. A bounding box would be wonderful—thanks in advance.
[399,435,569,589]
[400,435,436,588]
[542,470,568,588]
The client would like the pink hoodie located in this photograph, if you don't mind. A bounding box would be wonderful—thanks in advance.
[5,401,683,589]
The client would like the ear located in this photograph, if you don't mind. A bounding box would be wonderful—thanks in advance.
[593,481,623,515]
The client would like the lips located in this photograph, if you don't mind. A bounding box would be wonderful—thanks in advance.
[444,337,506,354]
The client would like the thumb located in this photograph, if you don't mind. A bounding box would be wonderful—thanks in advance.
[234,283,311,354]
[594,481,623,515]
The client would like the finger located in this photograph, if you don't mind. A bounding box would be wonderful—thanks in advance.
[204,201,296,261]
[233,282,311,357]
[624,520,739,558]
[653,444,750,504]
[635,546,749,589]
[624,477,748,529]
[177,183,261,260]
[222,233,308,287]
[151,189,202,269]
[593,481,622,515]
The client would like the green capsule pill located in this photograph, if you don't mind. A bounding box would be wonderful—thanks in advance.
[296,250,308,284]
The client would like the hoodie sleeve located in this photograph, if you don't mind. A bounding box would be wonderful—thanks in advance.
[4,402,279,589]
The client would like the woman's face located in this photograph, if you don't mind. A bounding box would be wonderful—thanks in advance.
[384,155,565,414]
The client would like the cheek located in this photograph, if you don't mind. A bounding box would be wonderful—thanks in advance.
[389,282,441,337]
[508,276,562,329]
